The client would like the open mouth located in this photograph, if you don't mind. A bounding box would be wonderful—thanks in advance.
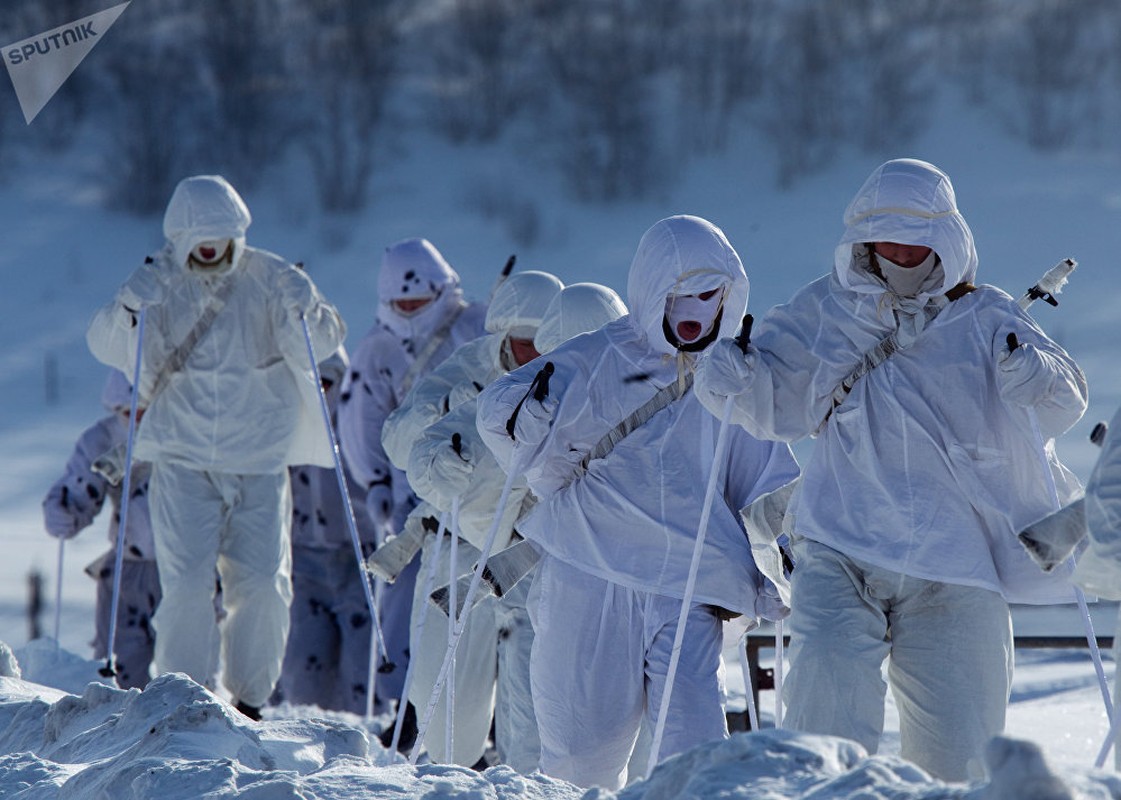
[676,320,702,342]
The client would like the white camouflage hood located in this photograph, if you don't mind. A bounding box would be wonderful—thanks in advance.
[534,282,628,354]
[162,175,251,273]
[376,238,464,339]
[626,215,749,356]
[835,158,978,298]
[485,270,564,337]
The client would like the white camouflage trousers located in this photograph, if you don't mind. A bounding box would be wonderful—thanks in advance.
[407,532,497,766]
[783,538,1013,782]
[528,554,727,790]
[149,463,292,708]
[88,553,161,690]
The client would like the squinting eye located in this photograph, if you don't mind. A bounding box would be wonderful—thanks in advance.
[697,289,719,301]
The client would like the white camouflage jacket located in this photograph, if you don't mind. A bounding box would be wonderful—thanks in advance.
[337,240,487,534]
[86,176,344,473]
[478,216,800,618]
[696,159,1087,604]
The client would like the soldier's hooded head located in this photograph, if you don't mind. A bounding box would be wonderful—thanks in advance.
[534,282,627,355]
[162,175,251,276]
[486,270,564,368]
[376,238,465,339]
[835,158,977,300]
[626,215,749,356]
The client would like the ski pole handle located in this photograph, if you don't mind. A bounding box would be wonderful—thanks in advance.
[505,361,555,439]
[1006,332,1019,352]
[451,432,467,461]
[735,314,754,354]
[1091,422,1109,447]
[533,361,555,401]
[488,254,517,301]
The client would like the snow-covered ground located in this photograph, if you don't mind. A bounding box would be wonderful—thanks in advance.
[0,637,1119,799]
[1,44,1121,798]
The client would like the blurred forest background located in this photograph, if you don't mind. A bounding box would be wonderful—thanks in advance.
[1,0,1118,237]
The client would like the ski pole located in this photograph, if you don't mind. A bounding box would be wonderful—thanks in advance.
[1008,332,1114,725]
[443,437,469,761]
[53,538,64,644]
[774,619,785,729]
[646,315,752,778]
[443,432,476,762]
[99,308,146,681]
[388,512,448,757]
[299,313,394,717]
[410,458,524,764]
[737,632,759,732]
[505,363,554,440]
[488,254,517,302]
[411,363,553,765]
[1071,573,1113,724]
[1094,672,1121,766]
[445,495,460,762]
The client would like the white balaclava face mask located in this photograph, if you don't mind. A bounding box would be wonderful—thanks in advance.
[664,287,724,346]
[876,249,941,297]
[189,239,235,271]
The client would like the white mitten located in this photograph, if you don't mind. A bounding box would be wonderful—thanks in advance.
[512,395,557,446]
[753,578,790,622]
[119,259,169,310]
[696,337,755,400]
[277,267,316,315]
[998,340,1054,407]
[43,497,80,540]
[427,437,475,498]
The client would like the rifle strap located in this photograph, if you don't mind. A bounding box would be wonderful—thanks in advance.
[574,372,694,480]
[815,281,975,435]
[144,275,238,406]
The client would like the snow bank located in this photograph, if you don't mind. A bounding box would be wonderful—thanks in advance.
[0,651,1117,800]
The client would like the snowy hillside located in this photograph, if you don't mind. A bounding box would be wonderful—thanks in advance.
[1,1,1121,796]
[4,95,1119,660]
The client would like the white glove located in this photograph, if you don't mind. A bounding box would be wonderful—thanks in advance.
[366,484,393,527]
[447,380,483,411]
[277,267,316,315]
[512,395,557,446]
[696,337,755,400]
[753,578,790,622]
[118,259,169,310]
[1018,498,1086,573]
[998,340,1055,407]
[427,437,475,498]
[43,496,80,540]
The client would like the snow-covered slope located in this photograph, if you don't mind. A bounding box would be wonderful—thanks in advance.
[1,659,1118,799]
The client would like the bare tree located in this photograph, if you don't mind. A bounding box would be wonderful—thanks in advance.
[97,3,211,214]
[758,3,844,188]
[1003,0,1110,150]
[429,0,530,142]
[195,0,294,188]
[538,0,663,201]
[291,0,403,212]
[834,0,933,153]
[675,0,772,152]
